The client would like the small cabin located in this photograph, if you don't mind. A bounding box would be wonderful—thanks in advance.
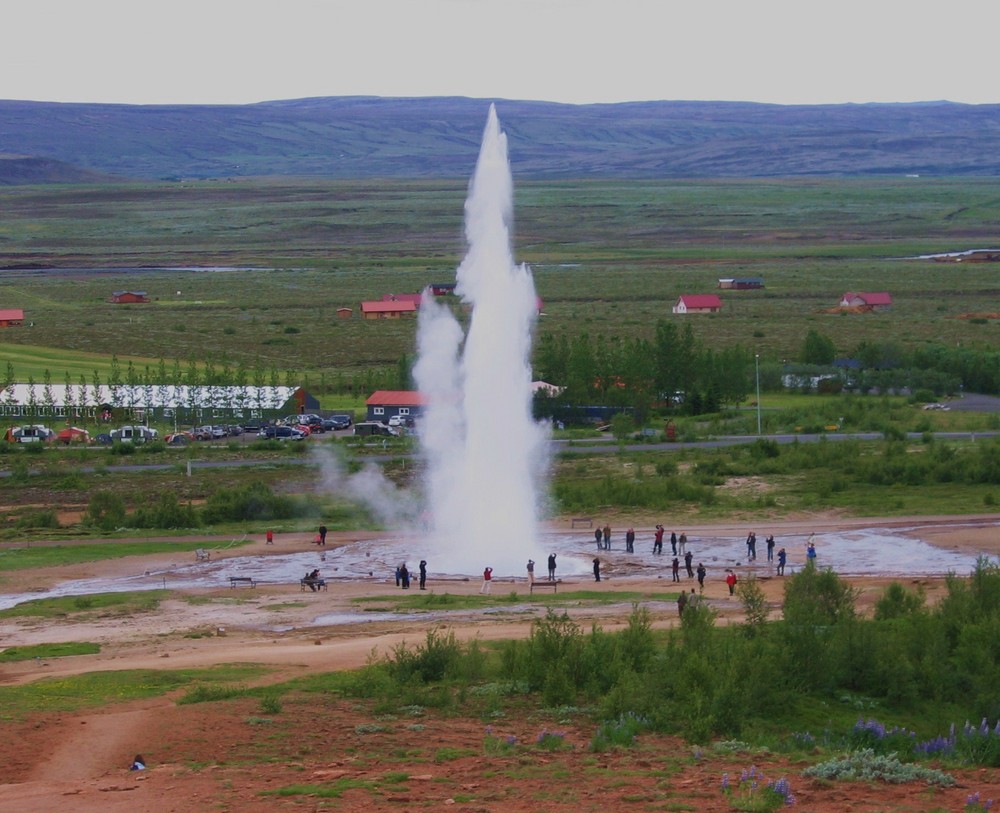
[840,292,892,310]
[361,301,418,320]
[110,291,150,304]
[673,295,723,314]
[718,277,764,290]
[0,309,25,327]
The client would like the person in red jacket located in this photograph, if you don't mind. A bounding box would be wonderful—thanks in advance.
[725,569,738,596]
[480,566,493,594]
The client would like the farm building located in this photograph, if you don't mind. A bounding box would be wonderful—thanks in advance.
[336,307,353,319]
[430,283,456,296]
[718,277,764,290]
[0,383,317,425]
[110,291,150,304]
[365,390,426,423]
[360,300,418,319]
[840,292,893,310]
[673,295,723,314]
[0,309,25,327]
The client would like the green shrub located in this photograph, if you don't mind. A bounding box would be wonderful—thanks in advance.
[15,509,60,529]
[802,749,955,786]
[178,684,250,704]
[85,490,127,531]
[591,712,649,751]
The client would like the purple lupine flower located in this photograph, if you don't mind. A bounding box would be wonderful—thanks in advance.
[720,773,730,791]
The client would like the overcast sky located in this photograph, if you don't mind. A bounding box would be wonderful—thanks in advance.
[4,0,997,107]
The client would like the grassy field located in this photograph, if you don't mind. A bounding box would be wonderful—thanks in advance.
[0,177,998,384]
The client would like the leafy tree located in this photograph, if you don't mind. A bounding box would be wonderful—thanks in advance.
[610,411,633,443]
[86,491,126,532]
[801,329,836,365]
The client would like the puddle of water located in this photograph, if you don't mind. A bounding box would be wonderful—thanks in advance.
[0,525,991,612]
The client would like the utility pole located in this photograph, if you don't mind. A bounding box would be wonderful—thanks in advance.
[755,354,762,436]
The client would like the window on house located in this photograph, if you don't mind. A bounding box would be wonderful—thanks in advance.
[374,407,384,415]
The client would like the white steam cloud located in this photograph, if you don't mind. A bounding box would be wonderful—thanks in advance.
[414,105,551,576]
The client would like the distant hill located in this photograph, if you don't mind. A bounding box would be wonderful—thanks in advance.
[0,154,125,185]
[2,97,1000,180]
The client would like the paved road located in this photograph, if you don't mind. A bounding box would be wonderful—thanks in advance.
[2,430,997,477]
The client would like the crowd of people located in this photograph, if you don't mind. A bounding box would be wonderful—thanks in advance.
[583,523,815,598]
[270,523,817,603]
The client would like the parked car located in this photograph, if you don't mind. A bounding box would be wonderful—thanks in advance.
[110,425,158,443]
[209,425,227,439]
[387,414,415,428]
[191,426,213,441]
[354,421,397,437]
[325,415,353,430]
[257,425,305,441]
[240,420,264,433]
[4,424,56,443]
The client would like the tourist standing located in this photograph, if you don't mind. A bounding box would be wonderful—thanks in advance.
[602,523,611,550]
[726,569,737,596]
[677,589,688,617]
[766,534,775,562]
[696,563,706,590]
[526,559,535,585]
[419,560,427,590]
[671,557,681,582]
[318,524,327,546]
[547,553,557,580]
[625,527,635,553]
[670,530,678,556]
[684,550,694,578]
[480,566,493,594]
[654,525,664,555]
[265,529,274,545]
[678,532,688,556]
[777,547,787,576]
[595,527,603,550]
[400,563,410,589]
[593,558,601,582]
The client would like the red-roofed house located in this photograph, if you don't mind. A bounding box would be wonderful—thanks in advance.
[365,390,427,423]
[110,291,150,304]
[360,300,418,319]
[840,292,893,310]
[672,295,723,314]
[0,309,24,327]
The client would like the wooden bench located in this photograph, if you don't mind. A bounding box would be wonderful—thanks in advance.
[300,578,328,591]
[571,517,593,529]
[530,580,559,593]
[229,576,257,588]
[195,548,211,561]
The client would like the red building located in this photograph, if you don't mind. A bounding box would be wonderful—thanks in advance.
[0,309,24,327]
[110,291,150,304]
[361,301,418,319]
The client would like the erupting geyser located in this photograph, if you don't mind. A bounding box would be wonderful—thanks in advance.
[414,105,549,575]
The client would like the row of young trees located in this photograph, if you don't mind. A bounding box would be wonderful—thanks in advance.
[533,320,754,421]
[533,324,1000,422]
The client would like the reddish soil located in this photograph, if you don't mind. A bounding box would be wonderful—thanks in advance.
[1,514,999,812]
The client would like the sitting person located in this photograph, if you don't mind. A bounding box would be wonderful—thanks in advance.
[304,569,321,591]
[130,754,146,771]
